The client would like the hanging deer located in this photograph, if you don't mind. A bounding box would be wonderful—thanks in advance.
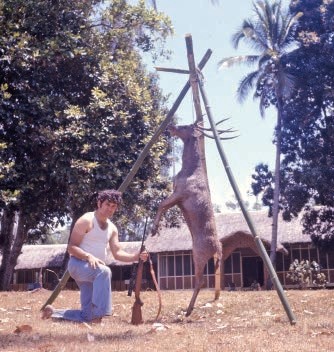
[151,121,235,316]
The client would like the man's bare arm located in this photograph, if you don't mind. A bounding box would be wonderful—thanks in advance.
[109,227,148,263]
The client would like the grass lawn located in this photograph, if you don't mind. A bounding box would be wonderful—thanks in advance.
[0,288,333,351]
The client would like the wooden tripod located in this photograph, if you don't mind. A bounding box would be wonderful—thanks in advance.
[41,34,297,326]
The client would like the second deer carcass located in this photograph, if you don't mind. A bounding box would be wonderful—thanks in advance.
[151,122,222,317]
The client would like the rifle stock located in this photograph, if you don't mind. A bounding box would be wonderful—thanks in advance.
[131,257,144,325]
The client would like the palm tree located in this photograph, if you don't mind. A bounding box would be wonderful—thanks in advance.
[218,0,302,271]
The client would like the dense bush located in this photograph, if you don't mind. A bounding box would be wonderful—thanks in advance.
[286,259,327,289]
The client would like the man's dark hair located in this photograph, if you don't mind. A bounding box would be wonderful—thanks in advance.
[96,189,123,205]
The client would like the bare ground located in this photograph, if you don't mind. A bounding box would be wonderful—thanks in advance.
[0,288,333,352]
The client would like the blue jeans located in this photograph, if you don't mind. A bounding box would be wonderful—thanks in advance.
[51,256,112,322]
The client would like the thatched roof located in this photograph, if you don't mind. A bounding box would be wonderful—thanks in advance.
[15,244,66,270]
[215,210,306,244]
[10,242,142,270]
[4,211,308,270]
[145,210,307,253]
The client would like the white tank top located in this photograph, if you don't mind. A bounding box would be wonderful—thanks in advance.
[79,213,113,261]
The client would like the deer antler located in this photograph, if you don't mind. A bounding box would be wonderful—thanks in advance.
[195,119,239,140]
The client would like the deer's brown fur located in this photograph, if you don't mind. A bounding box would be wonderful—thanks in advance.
[151,123,222,316]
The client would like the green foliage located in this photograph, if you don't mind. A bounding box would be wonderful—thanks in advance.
[276,0,334,248]
[251,162,310,220]
[286,259,327,289]
[251,163,274,212]
[0,0,173,238]
[302,207,334,251]
[0,0,176,291]
[218,0,301,114]
[247,1,334,252]
[219,1,301,266]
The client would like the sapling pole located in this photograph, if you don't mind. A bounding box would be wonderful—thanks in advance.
[185,34,203,124]
[41,49,213,311]
[185,34,220,299]
[155,67,189,74]
[197,75,297,325]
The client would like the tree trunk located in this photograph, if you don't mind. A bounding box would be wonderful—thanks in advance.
[0,212,29,291]
[269,102,283,277]
[60,211,81,273]
[0,209,16,291]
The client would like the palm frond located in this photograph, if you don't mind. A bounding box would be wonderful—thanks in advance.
[271,1,282,47]
[253,0,278,51]
[279,11,303,46]
[258,92,267,118]
[231,20,254,49]
[218,55,259,70]
[232,21,268,51]
[219,0,299,115]
[254,1,268,27]
[237,70,260,103]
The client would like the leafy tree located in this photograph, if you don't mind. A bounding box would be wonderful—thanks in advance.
[0,0,173,290]
[302,207,334,251]
[218,0,301,267]
[251,161,309,220]
[251,163,273,211]
[276,0,334,248]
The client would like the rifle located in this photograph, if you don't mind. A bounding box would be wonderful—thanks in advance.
[130,219,147,325]
[127,262,138,297]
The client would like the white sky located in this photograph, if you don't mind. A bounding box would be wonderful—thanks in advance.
[144,0,291,210]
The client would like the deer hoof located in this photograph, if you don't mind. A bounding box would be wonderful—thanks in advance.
[185,307,193,317]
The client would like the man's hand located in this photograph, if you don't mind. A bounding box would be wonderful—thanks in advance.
[86,254,105,269]
[139,251,149,262]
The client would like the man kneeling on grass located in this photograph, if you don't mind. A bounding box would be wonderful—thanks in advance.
[42,189,148,324]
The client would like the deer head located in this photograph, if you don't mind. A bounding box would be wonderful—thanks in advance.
[168,119,238,141]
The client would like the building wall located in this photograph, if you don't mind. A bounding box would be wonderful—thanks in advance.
[276,243,334,288]
[157,251,216,290]
[9,264,154,292]
[10,268,78,291]
[9,243,334,291]
[157,244,334,290]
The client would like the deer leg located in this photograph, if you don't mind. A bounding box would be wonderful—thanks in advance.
[185,286,201,317]
[185,260,205,317]
[214,253,221,300]
[151,193,180,236]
